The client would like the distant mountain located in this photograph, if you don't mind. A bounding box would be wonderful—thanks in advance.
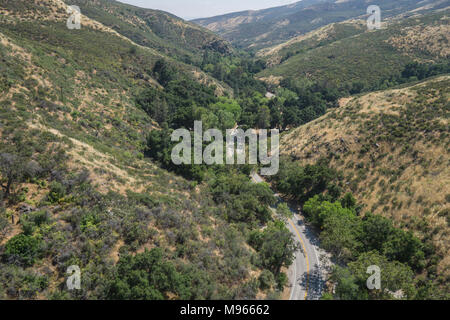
[193,0,449,50]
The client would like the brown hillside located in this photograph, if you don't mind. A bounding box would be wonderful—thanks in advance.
[282,76,450,276]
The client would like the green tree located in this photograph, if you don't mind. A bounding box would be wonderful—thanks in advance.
[347,251,417,299]
[250,220,299,275]
[341,193,357,209]
[360,213,394,252]
[321,212,362,262]
[331,266,362,300]
[4,234,41,267]
[271,158,340,202]
[0,153,26,199]
[258,270,275,290]
[107,248,192,300]
[382,229,425,270]
[276,203,293,220]
[153,59,177,86]
[256,105,271,129]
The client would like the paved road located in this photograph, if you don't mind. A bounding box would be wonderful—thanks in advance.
[251,172,326,300]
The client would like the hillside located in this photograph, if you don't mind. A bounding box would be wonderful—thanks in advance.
[257,9,450,91]
[193,0,447,50]
[0,0,285,300]
[281,76,450,281]
[0,0,449,302]
[257,19,367,67]
[68,0,233,64]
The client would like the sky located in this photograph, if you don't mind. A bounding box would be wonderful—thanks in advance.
[117,0,299,20]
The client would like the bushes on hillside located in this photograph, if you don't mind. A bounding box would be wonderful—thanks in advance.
[210,173,276,224]
[375,61,450,91]
[106,248,197,300]
[249,220,298,279]
[4,234,42,267]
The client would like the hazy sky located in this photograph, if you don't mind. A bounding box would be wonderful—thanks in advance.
[118,0,299,20]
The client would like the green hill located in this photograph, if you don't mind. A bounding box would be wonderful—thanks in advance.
[0,0,286,300]
[257,10,450,91]
[68,0,233,64]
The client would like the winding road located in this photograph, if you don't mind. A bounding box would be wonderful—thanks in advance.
[251,172,326,300]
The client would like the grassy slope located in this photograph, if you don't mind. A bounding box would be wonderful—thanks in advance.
[257,19,367,67]
[0,0,263,299]
[281,76,450,279]
[66,0,233,64]
[257,10,450,88]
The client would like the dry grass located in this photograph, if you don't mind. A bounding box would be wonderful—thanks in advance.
[388,17,450,60]
[281,76,450,276]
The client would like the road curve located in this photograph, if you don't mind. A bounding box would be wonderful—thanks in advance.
[251,172,325,300]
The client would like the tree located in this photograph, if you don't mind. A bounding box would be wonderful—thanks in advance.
[277,203,293,220]
[210,174,275,223]
[331,266,362,300]
[382,229,425,270]
[250,220,299,275]
[107,248,192,300]
[321,212,362,262]
[0,205,8,238]
[271,157,340,203]
[135,88,168,124]
[256,105,271,129]
[303,196,356,228]
[145,125,173,166]
[347,251,417,299]
[269,97,283,129]
[4,234,41,267]
[360,213,394,252]
[258,270,275,290]
[153,59,177,86]
[341,193,357,209]
[0,153,26,199]
[331,251,417,300]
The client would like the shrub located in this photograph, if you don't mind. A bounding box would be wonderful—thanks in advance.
[47,181,66,204]
[276,272,288,291]
[21,210,50,235]
[0,206,8,237]
[106,248,191,300]
[4,234,41,266]
[258,270,275,290]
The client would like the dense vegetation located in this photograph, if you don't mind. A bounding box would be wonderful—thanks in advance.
[270,157,449,299]
[0,0,299,300]
[0,121,296,299]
